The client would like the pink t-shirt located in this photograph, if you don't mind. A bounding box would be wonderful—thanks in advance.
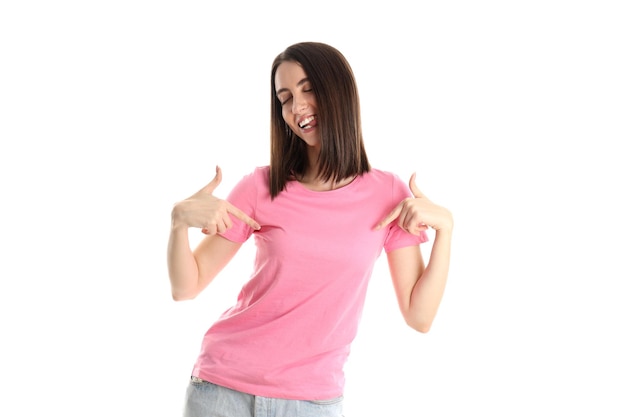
[192,166,427,400]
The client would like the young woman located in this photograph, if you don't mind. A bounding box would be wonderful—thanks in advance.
[167,41,453,417]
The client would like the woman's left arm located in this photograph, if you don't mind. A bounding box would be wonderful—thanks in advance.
[376,173,453,333]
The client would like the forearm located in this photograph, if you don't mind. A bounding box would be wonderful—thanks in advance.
[167,223,200,301]
[408,229,452,332]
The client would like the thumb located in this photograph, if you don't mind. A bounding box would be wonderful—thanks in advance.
[409,172,426,199]
[200,165,223,195]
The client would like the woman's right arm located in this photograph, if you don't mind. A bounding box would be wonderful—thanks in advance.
[167,166,260,301]
[167,227,242,301]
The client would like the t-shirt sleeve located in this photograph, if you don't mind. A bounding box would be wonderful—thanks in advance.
[218,169,260,243]
[383,173,429,252]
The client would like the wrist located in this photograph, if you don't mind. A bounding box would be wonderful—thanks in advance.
[434,210,454,233]
[170,205,189,231]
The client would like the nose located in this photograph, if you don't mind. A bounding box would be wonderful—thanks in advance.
[291,93,309,114]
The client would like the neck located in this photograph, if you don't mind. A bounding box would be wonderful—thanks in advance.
[300,148,355,191]
[298,170,356,191]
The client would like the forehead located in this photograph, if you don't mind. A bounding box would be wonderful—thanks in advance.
[274,61,308,91]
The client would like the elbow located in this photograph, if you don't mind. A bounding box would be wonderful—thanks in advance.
[171,288,198,302]
[404,315,433,334]
[412,323,432,334]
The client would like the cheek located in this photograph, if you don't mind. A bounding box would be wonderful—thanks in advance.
[281,108,294,127]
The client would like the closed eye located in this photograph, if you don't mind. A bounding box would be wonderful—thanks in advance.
[276,78,313,105]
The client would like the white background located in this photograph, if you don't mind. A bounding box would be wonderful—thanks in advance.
[1,1,625,416]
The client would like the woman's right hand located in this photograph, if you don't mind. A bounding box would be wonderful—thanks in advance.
[171,166,261,235]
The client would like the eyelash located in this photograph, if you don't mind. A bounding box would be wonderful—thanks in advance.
[279,89,313,106]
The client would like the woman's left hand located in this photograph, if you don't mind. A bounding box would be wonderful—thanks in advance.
[375,173,453,235]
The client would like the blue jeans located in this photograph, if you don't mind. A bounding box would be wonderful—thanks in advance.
[183,377,344,417]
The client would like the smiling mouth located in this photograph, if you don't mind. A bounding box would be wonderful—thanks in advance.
[298,115,316,129]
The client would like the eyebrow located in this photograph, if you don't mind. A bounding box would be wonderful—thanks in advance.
[275,78,310,96]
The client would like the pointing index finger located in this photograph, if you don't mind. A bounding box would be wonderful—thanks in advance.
[226,201,261,230]
[375,203,402,230]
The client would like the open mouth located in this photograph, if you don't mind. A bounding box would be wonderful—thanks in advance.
[298,115,316,129]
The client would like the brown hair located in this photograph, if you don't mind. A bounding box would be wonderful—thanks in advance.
[269,42,370,198]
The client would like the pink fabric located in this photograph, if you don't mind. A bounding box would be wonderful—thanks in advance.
[192,166,427,400]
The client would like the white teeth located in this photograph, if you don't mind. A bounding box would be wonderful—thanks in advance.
[298,116,315,128]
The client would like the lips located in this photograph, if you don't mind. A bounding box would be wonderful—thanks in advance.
[298,115,317,129]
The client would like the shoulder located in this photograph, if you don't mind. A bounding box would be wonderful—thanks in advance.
[226,166,270,206]
[253,165,270,176]
[236,165,270,185]
[362,167,403,187]
[234,165,270,196]
[362,168,411,199]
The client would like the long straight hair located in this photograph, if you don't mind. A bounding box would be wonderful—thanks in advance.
[269,42,370,199]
